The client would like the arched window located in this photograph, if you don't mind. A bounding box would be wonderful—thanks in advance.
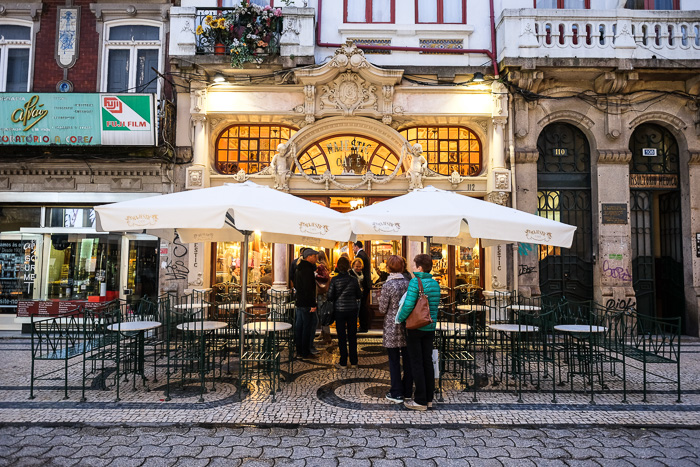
[296,135,402,176]
[400,126,482,176]
[215,124,297,174]
[629,123,679,175]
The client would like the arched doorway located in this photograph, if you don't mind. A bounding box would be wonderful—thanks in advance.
[536,122,593,302]
[629,123,684,323]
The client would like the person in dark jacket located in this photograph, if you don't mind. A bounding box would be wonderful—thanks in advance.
[327,256,362,369]
[294,248,318,359]
[396,253,441,411]
[353,241,372,332]
[289,247,307,288]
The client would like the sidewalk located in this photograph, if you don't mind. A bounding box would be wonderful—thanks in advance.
[2,333,699,428]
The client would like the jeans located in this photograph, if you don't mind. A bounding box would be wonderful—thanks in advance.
[336,310,358,366]
[295,306,314,357]
[406,329,435,406]
[387,347,413,399]
[309,305,319,350]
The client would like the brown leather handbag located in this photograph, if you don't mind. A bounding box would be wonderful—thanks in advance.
[405,277,433,330]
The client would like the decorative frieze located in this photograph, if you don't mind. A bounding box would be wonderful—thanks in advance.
[598,149,632,164]
[515,149,539,164]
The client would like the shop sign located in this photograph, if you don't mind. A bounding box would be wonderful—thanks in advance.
[16,299,105,317]
[601,203,628,225]
[0,240,36,308]
[0,93,156,146]
[642,148,658,157]
[629,173,678,189]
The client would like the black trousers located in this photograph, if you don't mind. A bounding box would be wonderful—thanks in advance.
[405,329,435,406]
[336,310,358,366]
[358,291,371,330]
[387,346,413,399]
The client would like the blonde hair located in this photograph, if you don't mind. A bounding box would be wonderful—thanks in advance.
[352,257,364,269]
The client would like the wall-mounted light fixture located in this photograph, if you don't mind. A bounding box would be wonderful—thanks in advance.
[472,72,485,83]
[213,72,226,83]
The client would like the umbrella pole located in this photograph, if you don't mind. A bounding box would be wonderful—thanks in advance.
[239,231,251,376]
[424,236,432,254]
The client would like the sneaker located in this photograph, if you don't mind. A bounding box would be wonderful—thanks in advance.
[404,400,427,411]
[386,393,403,404]
[334,363,347,369]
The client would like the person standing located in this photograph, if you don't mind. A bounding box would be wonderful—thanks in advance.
[327,256,362,369]
[353,241,372,333]
[289,247,307,288]
[396,253,441,411]
[294,248,319,359]
[378,255,412,403]
[312,250,331,351]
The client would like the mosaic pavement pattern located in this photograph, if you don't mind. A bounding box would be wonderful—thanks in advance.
[1,335,700,427]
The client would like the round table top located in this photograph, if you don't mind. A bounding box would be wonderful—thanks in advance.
[176,321,228,332]
[507,305,541,311]
[217,303,253,309]
[456,304,488,312]
[489,323,539,333]
[107,321,161,332]
[435,322,471,333]
[266,303,295,309]
[554,324,607,333]
[243,321,292,333]
[173,303,210,310]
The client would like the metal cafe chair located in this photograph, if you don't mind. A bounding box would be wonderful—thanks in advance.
[239,305,288,401]
[434,301,478,402]
[81,300,125,402]
[165,292,216,403]
[268,288,295,376]
[124,296,168,382]
[511,307,558,403]
[210,290,242,374]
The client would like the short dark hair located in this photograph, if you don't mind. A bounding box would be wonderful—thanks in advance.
[414,254,433,273]
[336,256,351,273]
[354,241,364,249]
[386,255,404,274]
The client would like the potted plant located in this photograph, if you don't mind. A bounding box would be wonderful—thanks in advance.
[196,14,230,55]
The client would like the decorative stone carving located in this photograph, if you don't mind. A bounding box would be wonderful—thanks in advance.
[492,82,508,117]
[492,169,511,191]
[294,41,403,125]
[628,112,687,131]
[689,151,700,165]
[191,89,206,114]
[538,110,595,130]
[405,142,427,190]
[492,275,507,290]
[594,71,638,94]
[269,142,296,191]
[515,149,539,164]
[232,170,248,183]
[319,72,377,116]
[186,167,204,189]
[598,149,632,164]
[487,191,510,206]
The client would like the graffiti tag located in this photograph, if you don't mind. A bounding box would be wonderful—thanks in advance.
[164,259,189,281]
[602,260,632,282]
[605,298,636,311]
[172,234,188,258]
[518,243,534,257]
[518,264,537,276]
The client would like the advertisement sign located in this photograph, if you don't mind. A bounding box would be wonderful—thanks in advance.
[0,93,155,146]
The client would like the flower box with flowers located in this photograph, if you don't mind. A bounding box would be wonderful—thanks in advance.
[195,2,284,68]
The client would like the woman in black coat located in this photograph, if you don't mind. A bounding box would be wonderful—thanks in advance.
[327,256,363,369]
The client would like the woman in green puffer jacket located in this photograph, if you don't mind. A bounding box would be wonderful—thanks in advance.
[396,253,441,411]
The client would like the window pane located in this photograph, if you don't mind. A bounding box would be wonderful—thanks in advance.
[107,49,130,92]
[347,0,365,22]
[418,0,438,22]
[6,49,29,92]
[625,0,645,8]
[249,0,272,5]
[443,0,463,23]
[0,25,30,40]
[536,0,558,7]
[654,0,674,9]
[563,0,586,7]
[136,49,158,93]
[109,25,159,41]
[372,0,392,22]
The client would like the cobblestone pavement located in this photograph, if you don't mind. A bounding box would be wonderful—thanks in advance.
[2,334,700,427]
[1,425,700,466]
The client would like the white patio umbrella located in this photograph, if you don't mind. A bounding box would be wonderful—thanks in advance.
[345,186,576,248]
[95,181,353,357]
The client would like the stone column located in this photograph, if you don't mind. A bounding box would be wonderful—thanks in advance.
[513,149,540,297]
[408,241,422,273]
[273,243,289,290]
[596,150,635,309]
[686,151,700,336]
[186,89,209,190]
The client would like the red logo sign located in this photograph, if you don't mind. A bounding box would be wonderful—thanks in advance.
[103,97,122,113]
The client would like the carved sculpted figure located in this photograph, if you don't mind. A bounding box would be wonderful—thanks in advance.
[405,142,427,190]
[271,142,295,191]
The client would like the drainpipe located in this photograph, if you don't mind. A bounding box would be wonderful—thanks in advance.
[509,95,517,294]
[315,0,499,78]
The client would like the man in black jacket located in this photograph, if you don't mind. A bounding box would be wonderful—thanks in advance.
[294,248,318,359]
[353,241,372,332]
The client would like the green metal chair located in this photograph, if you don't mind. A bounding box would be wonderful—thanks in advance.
[268,288,295,377]
[434,301,478,402]
[239,305,285,401]
[511,307,558,403]
[81,301,125,402]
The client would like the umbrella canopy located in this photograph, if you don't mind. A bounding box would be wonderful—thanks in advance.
[346,186,576,248]
[94,181,353,247]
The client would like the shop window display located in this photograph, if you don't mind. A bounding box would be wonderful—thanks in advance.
[215,233,272,302]
[455,242,480,287]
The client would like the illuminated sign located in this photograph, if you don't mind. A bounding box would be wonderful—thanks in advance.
[0,93,155,146]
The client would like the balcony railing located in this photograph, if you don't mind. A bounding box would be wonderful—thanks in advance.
[497,9,700,61]
[194,7,280,58]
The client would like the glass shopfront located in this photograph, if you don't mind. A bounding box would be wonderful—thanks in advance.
[214,233,272,286]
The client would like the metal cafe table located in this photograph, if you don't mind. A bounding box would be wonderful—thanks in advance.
[554,324,608,404]
[487,323,539,390]
[107,321,162,391]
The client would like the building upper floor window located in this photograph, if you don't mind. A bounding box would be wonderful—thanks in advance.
[215,124,297,174]
[0,24,31,92]
[220,0,276,6]
[345,0,395,24]
[416,0,466,24]
[400,126,482,176]
[625,0,679,9]
[534,0,589,7]
[102,22,161,94]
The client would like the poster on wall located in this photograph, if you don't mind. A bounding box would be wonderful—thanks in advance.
[0,240,37,310]
[0,93,156,146]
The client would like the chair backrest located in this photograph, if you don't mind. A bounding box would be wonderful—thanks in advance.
[269,289,293,323]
